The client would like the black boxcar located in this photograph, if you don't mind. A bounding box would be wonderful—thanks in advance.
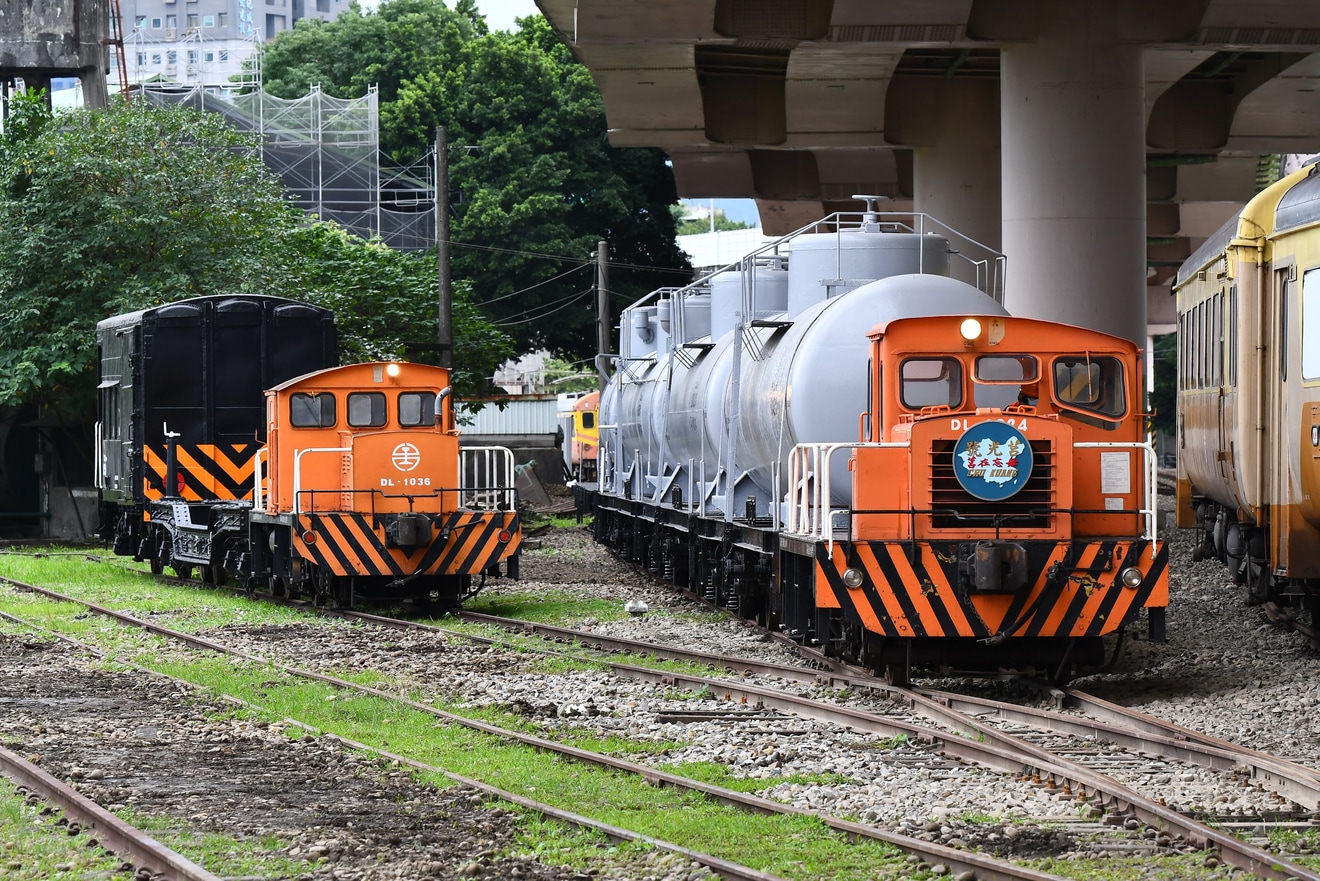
[96,296,338,575]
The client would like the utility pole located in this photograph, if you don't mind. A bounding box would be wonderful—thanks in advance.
[435,126,452,370]
[596,240,610,391]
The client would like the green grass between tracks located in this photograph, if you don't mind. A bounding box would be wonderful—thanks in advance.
[0,549,1261,881]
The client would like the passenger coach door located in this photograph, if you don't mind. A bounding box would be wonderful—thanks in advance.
[1268,268,1292,571]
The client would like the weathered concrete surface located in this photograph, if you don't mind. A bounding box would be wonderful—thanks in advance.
[0,0,109,106]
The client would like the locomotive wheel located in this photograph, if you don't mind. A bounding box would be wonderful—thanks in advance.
[884,661,910,688]
[173,563,194,580]
[200,565,214,585]
[148,553,164,576]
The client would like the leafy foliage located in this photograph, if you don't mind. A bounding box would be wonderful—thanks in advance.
[0,98,512,413]
[269,222,513,394]
[0,99,294,412]
[259,3,691,359]
[1149,332,1176,437]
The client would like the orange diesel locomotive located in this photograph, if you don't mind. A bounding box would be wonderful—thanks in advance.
[250,361,522,608]
[579,209,1167,683]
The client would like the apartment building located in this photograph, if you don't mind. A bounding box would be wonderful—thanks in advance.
[113,0,348,94]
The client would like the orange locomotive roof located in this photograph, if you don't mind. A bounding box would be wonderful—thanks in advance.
[268,361,450,393]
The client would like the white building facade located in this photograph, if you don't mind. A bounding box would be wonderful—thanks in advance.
[111,0,349,95]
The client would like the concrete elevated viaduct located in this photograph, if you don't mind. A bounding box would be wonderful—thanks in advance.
[0,0,110,109]
[535,0,1320,344]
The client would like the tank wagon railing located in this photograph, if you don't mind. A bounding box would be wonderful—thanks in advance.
[1075,441,1160,541]
[615,210,1006,377]
[795,211,1006,304]
[787,442,909,556]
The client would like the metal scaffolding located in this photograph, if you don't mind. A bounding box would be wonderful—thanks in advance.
[140,82,435,251]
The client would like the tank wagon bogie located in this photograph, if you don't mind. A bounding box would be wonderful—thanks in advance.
[1173,162,1320,623]
[579,208,1167,683]
[96,295,521,609]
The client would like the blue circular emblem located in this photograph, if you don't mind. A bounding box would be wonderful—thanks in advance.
[953,422,1034,501]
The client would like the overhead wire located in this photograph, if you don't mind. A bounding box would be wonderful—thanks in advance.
[492,288,596,327]
[478,263,593,306]
[445,239,694,276]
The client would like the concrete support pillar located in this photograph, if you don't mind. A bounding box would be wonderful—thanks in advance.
[910,80,1001,254]
[1000,1,1147,345]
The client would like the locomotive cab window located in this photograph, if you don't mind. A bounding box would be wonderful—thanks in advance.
[900,358,963,410]
[581,411,596,430]
[290,392,336,428]
[348,392,388,428]
[1053,356,1125,422]
[973,355,1038,409]
[398,391,437,427]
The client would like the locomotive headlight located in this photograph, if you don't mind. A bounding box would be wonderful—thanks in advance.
[841,567,865,588]
[1120,566,1144,589]
[386,362,401,378]
[959,317,982,342]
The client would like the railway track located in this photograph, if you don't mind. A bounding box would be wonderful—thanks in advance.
[0,743,222,881]
[445,610,1320,880]
[5,551,1318,879]
[0,574,1075,881]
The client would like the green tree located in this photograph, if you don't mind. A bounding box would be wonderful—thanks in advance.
[0,99,296,413]
[0,99,512,414]
[266,222,513,394]
[260,3,692,360]
[1150,332,1176,438]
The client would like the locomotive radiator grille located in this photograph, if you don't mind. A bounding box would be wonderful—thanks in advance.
[929,439,1055,530]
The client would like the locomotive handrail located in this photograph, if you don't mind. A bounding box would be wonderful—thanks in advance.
[787,442,908,556]
[461,446,518,510]
[1075,441,1160,541]
[292,446,350,514]
[253,447,265,510]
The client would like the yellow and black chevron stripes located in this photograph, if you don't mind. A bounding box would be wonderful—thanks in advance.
[293,511,522,578]
[143,443,260,502]
[817,540,1168,639]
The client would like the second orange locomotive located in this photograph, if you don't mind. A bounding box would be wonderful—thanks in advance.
[96,295,521,608]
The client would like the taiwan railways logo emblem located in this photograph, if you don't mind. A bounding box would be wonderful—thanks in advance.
[391,443,421,472]
[953,422,1033,501]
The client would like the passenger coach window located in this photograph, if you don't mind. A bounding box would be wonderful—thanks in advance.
[1303,269,1320,381]
[290,393,336,428]
[398,391,437,427]
[348,392,387,427]
[900,358,963,410]
[1054,357,1125,419]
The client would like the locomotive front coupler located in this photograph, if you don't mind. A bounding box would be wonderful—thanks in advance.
[958,540,1030,594]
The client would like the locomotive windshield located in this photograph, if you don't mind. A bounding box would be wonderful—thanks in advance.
[1053,356,1125,421]
[973,355,1038,409]
[399,392,438,427]
[290,392,336,428]
[348,392,388,428]
[900,358,963,409]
